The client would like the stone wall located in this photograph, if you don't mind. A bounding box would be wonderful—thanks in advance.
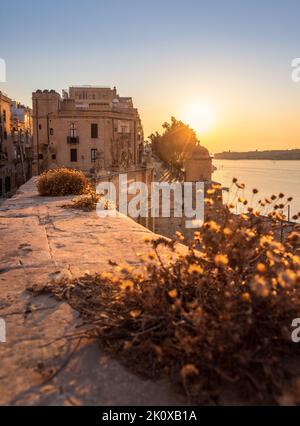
[0,177,183,405]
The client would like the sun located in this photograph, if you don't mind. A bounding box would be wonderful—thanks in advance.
[181,102,217,135]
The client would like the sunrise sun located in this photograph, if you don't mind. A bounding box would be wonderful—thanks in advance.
[181,102,217,135]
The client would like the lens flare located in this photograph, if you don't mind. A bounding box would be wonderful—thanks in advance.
[182,103,217,134]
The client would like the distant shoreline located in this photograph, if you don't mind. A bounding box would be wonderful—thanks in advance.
[214,149,300,161]
[213,158,300,161]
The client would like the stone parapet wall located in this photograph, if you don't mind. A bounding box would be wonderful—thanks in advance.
[0,178,181,405]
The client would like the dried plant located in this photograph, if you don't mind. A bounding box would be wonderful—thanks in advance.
[36,167,88,196]
[62,185,115,212]
[30,183,300,405]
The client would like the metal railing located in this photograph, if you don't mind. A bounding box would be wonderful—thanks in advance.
[67,136,79,144]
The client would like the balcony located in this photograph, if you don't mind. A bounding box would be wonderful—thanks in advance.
[67,136,79,144]
[118,132,131,140]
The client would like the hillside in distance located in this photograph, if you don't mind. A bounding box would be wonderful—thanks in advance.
[214,149,300,160]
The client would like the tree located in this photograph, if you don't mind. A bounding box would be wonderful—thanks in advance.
[149,117,198,170]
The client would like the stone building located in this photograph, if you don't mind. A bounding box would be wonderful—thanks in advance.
[0,91,11,196]
[184,144,212,182]
[32,86,144,175]
[0,91,32,197]
[154,145,222,239]
[11,101,33,187]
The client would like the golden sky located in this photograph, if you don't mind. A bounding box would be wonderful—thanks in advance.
[140,69,300,153]
[2,0,300,154]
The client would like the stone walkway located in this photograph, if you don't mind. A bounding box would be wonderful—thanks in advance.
[0,178,184,406]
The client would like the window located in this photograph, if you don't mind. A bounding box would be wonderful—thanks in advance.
[70,148,77,162]
[38,153,43,159]
[38,124,42,130]
[117,120,130,133]
[91,123,98,138]
[4,176,10,193]
[50,128,54,136]
[51,154,56,160]
[70,123,77,137]
[91,149,97,163]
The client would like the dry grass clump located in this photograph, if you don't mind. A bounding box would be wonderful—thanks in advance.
[62,186,115,212]
[36,167,88,196]
[30,189,300,405]
[222,178,300,225]
[62,186,100,211]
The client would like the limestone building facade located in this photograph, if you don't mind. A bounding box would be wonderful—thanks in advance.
[32,86,144,174]
[0,91,32,197]
[184,145,212,182]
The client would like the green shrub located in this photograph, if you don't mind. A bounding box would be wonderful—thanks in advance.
[36,167,88,196]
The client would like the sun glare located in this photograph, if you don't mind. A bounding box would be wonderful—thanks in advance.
[181,103,217,135]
